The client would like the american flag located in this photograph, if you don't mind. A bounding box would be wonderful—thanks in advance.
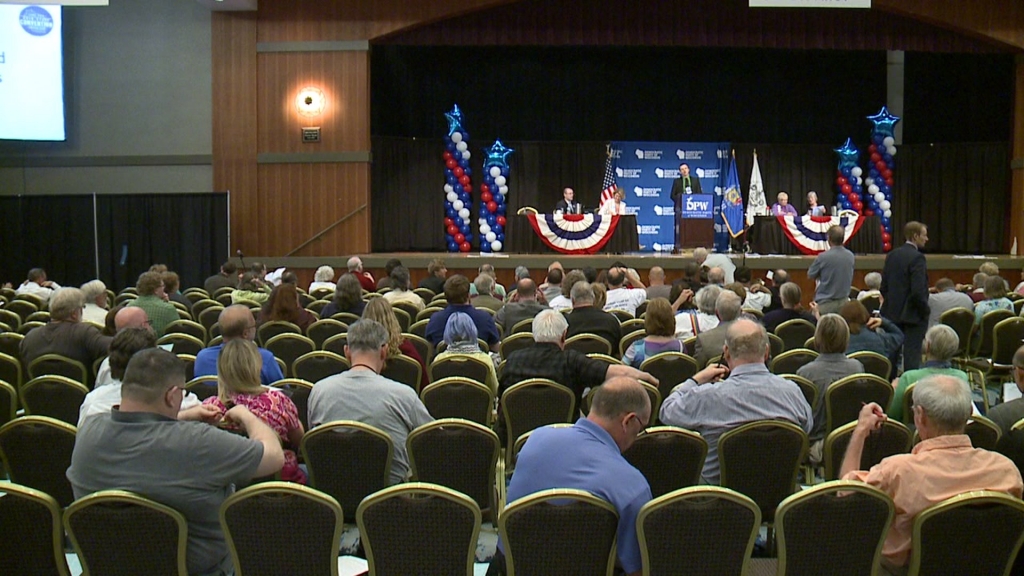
[600,144,616,208]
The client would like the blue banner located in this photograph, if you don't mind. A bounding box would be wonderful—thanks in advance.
[680,194,715,219]
[722,153,745,238]
[610,141,731,252]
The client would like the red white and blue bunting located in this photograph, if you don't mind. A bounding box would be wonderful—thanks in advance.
[527,213,621,255]
[777,213,865,256]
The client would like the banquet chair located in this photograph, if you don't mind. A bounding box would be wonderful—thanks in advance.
[292,351,349,383]
[0,309,22,332]
[987,317,1024,386]
[4,299,38,323]
[380,353,423,393]
[156,333,205,357]
[638,486,760,576]
[619,329,646,357]
[824,373,893,434]
[966,415,1002,451]
[190,298,221,320]
[221,482,343,576]
[0,416,77,508]
[767,333,785,359]
[781,374,818,409]
[19,321,46,335]
[0,482,71,576]
[499,489,618,576]
[429,354,492,388]
[301,421,392,522]
[256,320,301,347]
[499,333,534,360]
[65,490,188,576]
[769,349,818,376]
[270,378,315,432]
[608,309,634,324]
[27,353,88,385]
[0,353,22,396]
[20,375,89,425]
[402,333,433,365]
[196,305,224,334]
[306,319,347,349]
[185,375,220,401]
[163,319,207,345]
[848,350,893,380]
[639,352,699,404]
[775,319,817,352]
[939,307,975,358]
[623,426,707,498]
[322,333,348,356]
[0,381,15,428]
[501,379,575,467]
[822,420,912,481]
[264,333,316,378]
[309,287,335,301]
[419,377,494,426]
[565,333,612,356]
[407,419,499,521]
[972,309,1014,360]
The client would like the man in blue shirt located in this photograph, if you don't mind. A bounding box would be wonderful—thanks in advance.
[193,305,284,385]
[424,275,500,351]
[488,377,652,576]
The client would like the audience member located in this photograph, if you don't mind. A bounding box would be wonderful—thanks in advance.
[927,278,974,328]
[67,348,284,576]
[16,267,61,303]
[880,221,930,371]
[488,377,652,576]
[539,267,563,303]
[693,290,743,369]
[80,280,109,325]
[231,272,270,305]
[202,339,306,483]
[505,265,531,298]
[204,261,238,295]
[973,274,1013,325]
[762,282,816,334]
[842,300,903,372]
[468,263,507,300]
[20,287,112,371]
[247,262,271,292]
[967,272,989,304]
[417,258,448,295]
[796,314,863,461]
[660,318,813,484]
[346,256,376,292]
[693,247,735,284]
[622,298,682,367]
[94,307,150,387]
[858,272,882,301]
[496,278,548,330]
[162,271,192,313]
[127,271,178,337]
[604,268,647,317]
[309,265,336,293]
[674,284,721,340]
[807,225,855,315]
[581,266,598,284]
[1014,268,1024,296]
[376,258,403,291]
[646,266,671,300]
[280,271,298,286]
[678,260,705,291]
[988,345,1024,434]
[592,282,608,310]
[308,320,433,485]
[470,274,505,313]
[549,269,585,310]
[382,266,425,312]
[320,274,365,318]
[194,305,284,385]
[763,268,790,313]
[707,267,726,286]
[363,297,428,391]
[888,325,968,423]
[734,266,771,311]
[565,281,622,352]
[258,283,316,332]
[841,375,1022,571]
[425,275,500,350]
[432,312,499,393]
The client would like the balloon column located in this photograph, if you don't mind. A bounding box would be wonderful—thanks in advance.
[833,138,862,214]
[865,106,900,252]
[479,140,513,253]
[443,105,474,253]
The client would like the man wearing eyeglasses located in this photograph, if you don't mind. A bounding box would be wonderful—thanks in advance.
[487,377,652,576]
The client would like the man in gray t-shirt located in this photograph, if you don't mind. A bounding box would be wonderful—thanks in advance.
[67,349,285,576]
[308,319,434,485]
[807,225,856,315]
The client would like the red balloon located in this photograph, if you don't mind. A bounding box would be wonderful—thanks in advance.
[481,191,492,203]
[882,169,892,179]
[447,224,458,236]
[883,242,892,252]
[841,184,852,195]
[487,201,498,212]
[454,233,465,244]
[459,241,471,252]
[869,144,878,153]
[458,175,470,186]
[445,159,456,169]
[853,201,863,211]
[443,151,452,161]
[882,232,891,243]
[848,193,859,203]
[875,161,887,172]
[481,184,491,194]
[453,167,464,178]
[864,209,875,216]
[462,184,472,193]
[497,215,507,226]
[870,153,881,163]
[836,177,847,186]
[885,177,894,186]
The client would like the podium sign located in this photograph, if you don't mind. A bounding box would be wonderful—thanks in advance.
[679,194,714,219]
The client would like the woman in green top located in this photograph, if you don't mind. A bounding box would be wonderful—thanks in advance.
[889,324,969,424]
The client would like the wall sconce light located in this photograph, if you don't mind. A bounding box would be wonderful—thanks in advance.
[295,86,326,117]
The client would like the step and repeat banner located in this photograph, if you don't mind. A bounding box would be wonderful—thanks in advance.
[610,141,731,252]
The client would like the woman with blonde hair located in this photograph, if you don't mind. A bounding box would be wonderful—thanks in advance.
[362,297,428,390]
[622,298,683,367]
[202,339,306,483]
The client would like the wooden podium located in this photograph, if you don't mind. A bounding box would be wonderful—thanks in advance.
[675,193,715,249]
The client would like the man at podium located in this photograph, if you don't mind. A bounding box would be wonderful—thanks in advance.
[555,187,582,214]
[670,163,703,200]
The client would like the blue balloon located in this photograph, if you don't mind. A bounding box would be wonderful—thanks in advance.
[853,185,862,193]
[497,232,505,242]
[464,168,472,176]
[487,214,497,225]
[494,224,503,234]
[446,141,457,152]
[446,208,457,219]
[497,205,506,215]
[873,133,884,144]
[464,233,473,243]
[841,167,852,177]
[460,223,470,234]
[458,159,469,169]
[501,167,509,177]
[883,154,893,164]
[484,175,494,186]
[447,241,458,252]
[881,216,890,226]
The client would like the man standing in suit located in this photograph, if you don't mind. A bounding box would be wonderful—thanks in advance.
[881,221,930,371]
[555,187,582,214]
[671,163,702,199]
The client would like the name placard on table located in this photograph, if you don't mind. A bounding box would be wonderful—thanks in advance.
[679,194,714,219]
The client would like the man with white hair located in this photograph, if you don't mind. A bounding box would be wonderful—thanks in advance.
[692,247,735,284]
[470,274,504,313]
[469,263,507,300]
[496,309,658,444]
[693,290,743,369]
[309,265,335,293]
[347,256,375,292]
[762,282,815,334]
[565,281,622,352]
[857,272,882,301]
[661,318,813,484]
[842,375,1022,571]
[888,324,970,423]
[20,287,112,371]
[80,280,109,324]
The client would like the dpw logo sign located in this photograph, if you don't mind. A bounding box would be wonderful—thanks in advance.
[653,205,675,217]
[654,168,681,179]
[635,149,664,160]
[680,194,714,219]
[632,186,661,198]
[616,167,642,179]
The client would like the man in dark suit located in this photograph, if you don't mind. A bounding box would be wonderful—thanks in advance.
[554,187,582,214]
[670,163,703,200]
[693,290,743,369]
[881,221,930,371]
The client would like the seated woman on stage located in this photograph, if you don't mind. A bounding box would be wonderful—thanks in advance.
[806,191,826,216]
[770,191,798,217]
[203,338,306,483]
[432,311,499,393]
[974,274,1014,325]
[623,298,683,367]
[599,187,628,216]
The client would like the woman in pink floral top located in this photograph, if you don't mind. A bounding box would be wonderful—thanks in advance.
[203,339,306,483]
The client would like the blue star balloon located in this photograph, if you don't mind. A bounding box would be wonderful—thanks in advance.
[483,140,514,171]
[867,106,901,138]
[833,137,859,170]
[445,104,464,137]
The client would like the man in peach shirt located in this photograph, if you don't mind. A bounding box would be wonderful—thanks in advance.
[842,375,1023,570]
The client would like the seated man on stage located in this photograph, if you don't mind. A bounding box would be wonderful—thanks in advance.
[807,191,826,216]
[554,187,582,215]
[599,187,627,216]
[770,191,798,217]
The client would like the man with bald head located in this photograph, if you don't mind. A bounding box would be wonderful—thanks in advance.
[347,255,376,292]
[193,305,284,384]
[646,266,671,300]
[94,306,152,388]
[495,278,548,330]
[661,318,813,484]
[488,377,653,576]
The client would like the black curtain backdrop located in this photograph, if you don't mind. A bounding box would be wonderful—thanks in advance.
[0,194,227,291]
[371,138,1008,254]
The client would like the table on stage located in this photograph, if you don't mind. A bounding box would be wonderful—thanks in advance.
[747,214,884,255]
[507,214,640,254]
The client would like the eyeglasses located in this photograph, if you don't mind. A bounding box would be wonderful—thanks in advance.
[632,413,651,437]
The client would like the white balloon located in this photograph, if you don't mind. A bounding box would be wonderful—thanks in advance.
[456,141,468,152]
[461,150,471,160]
[443,184,454,194]
[874,192,885,203]
[478,218,487,225]
[499,185,509,195]
[451,132,463,143]
[494,176,507,186]
[882,136,895,147]
[886,146,897,156]
[884,209,892,218]
[489,166,501,178]
[491,240,502,251]
[446,192,458,203]
[868,184,880,194]
[856,177,862,185]
[453,199,463,211]
[865,177,875,186]
[880,200,891,211]
[458,208,470,219]
[851,167,863,177]
[486,231,497,242]
[480,224,491,234]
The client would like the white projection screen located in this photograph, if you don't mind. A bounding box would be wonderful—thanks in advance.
[0,4,65,141]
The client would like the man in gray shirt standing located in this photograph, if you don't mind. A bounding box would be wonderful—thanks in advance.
[807,225,856,315]
[308,319,433,485]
